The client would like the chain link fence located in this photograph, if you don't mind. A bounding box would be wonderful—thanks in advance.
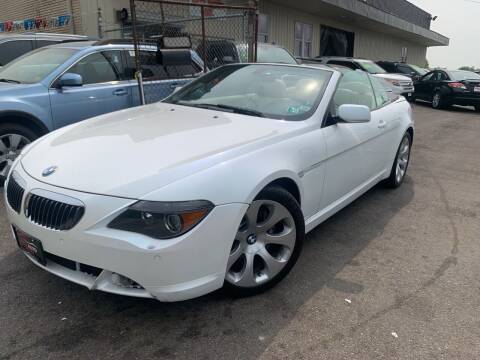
[129,0,258,104]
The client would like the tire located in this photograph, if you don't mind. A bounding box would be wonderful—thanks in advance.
[431,91,444,109]
[0,123,38,186]
[223,186,304,297]
[383,132,412,188]
[475,105,480,113]
[407,95,415,103]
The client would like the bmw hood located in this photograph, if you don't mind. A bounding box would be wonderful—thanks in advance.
[20,102,296,198]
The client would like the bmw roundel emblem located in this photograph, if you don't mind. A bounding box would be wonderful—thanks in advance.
[42,166,58,177]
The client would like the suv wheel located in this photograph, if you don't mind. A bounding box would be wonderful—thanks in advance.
[224,187,304,297]
[0,124,38,185]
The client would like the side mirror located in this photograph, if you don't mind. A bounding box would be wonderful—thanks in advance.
[58,73,83,87]
[337,104,371,123]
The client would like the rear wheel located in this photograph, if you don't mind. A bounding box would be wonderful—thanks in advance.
[475,105,480,112]
[224,187,304,297]
[384,132,412,188]
[0,123,38,186]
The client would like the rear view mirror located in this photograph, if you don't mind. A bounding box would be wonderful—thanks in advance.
[338,104,371,123]
[58,73,83,87]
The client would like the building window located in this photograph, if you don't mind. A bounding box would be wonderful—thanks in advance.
[258,14,268,43]
[294,22,313,58]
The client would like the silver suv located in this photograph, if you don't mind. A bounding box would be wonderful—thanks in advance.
[316,57,414,99]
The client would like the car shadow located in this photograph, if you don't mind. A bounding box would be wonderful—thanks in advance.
[0,178,414,359]
[413,100,477,113]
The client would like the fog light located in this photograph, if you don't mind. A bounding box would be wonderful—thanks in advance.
[111,273,142,289]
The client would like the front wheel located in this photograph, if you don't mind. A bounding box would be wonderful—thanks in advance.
[224,187,304,297]
[384,132,412,188]
[0,124,37,186]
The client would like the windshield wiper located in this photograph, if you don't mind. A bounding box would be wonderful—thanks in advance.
[180,102,265,117]
[0,78,21,84]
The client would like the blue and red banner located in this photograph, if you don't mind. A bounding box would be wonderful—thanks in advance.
[0,15,71,33]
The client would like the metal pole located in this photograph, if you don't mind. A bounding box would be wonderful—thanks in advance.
[254,1,258,62]
[137,71,146,105]
[201,5,207,73]
[129,0,146,105]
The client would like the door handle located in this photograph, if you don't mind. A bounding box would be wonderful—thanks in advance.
[378,119,387,129]
[113,89,128,96]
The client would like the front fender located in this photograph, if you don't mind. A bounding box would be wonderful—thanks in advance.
[0,91,53,130]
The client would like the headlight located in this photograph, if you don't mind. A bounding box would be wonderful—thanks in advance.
[385,79,401,87]
[108,200,214,239]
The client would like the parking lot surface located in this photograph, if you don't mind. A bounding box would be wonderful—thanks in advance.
[1,103,479,360]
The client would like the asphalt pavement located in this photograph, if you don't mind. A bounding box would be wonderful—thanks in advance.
[1,103,479,360]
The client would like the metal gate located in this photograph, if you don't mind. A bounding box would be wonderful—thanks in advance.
[129,0,258,104]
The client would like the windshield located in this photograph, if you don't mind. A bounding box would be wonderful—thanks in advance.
[448,70,480,81]
[410,64,427,75]
[165,64,332,120]
[258,46,298,64]
[237,45,298,64]
[0,47,77,84]
[356,60,387,74]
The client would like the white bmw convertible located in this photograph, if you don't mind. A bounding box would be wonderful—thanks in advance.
[4,64,413,301]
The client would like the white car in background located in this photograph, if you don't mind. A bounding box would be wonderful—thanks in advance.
[5,64,413,302]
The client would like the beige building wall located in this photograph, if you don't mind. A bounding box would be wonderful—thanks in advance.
[259,1,428,66]
[77,0,130,38]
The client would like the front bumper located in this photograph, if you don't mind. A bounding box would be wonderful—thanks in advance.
[5,165,247,302]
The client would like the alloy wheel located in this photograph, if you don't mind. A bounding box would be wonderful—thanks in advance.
[0,134,31,178]
[395,136,410,183]
[432,93,441,108]
[226,199,296,288]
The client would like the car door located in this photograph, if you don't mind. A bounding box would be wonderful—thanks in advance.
[319,70,384,209]
[369,75,403,173]
[415,71,435,100]
[49,50,132,129]
[124,49,199,105]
